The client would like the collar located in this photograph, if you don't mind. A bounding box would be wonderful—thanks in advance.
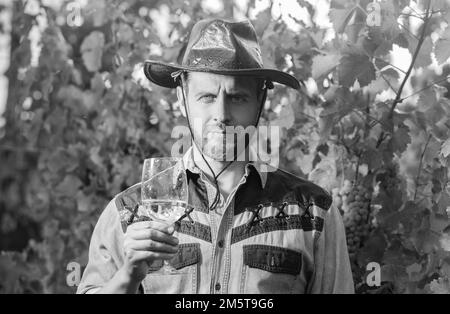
[182,146,268,188]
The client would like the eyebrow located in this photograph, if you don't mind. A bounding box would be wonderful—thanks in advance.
[194,90,251,97]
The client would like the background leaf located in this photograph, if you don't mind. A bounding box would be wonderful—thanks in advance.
[338,54,376,87]
[80,31,105,72]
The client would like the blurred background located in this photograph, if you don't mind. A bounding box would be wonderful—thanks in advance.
[0,0,450,294]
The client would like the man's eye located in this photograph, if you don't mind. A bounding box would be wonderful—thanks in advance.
[200,95,215,102]
[231,95,246,103]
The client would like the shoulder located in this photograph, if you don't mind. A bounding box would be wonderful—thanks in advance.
[265,167,332,211]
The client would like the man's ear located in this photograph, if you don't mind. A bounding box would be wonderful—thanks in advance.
[176,86,187,118]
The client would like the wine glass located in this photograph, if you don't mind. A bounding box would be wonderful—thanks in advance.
[141,157,188,273]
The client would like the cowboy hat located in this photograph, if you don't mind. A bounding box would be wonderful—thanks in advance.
[143,18,301,90]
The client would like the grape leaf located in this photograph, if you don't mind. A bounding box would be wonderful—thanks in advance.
[379,1,399,35]
[380,264,408,288]
[55,175,83,197]
[82,91,97,112]
[309,29,326,48]
[417,87,438,112]
[89,146,104,168]
[430,212,450,234]
[271,99,295,130]
[413,37,433,69]
[423,135,442,167]
[80,31,105,72]
[328,0,361,34]
[374,57,389,70]
[253,7,272,36]
[392,123,411,153]
[381,68,399,80]
[86,0,107,27]
[374,40,393,57]
[329,7,355,34]
[394,33,409,48]
[311,53,340,79]
[117,23,134,43]
[441,139,450,158]
[418,0,448,11]
[405,263,422,282]
[321,86,355,117]
[429,277,450,294]
[24,0,40,16]
[440,233,450,252]
[435,25,450,65]
[356,229,387,266]
[361,146,383,169]
[338,54,376,87]
[364,75,394,95]
[91,72,105,95]
[365,67,399,94]
[318,114,334,139]
[308,156,337,191]
[76,190,92,212]
[412,229,441,254]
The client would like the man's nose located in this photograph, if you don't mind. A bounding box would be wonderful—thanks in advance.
[214,93,231,123]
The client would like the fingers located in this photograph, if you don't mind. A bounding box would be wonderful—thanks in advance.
[127,220,175,235]
[130,228,179,246]
[125,250,177,264]
[128,239,179,253]
[124,220,180,262]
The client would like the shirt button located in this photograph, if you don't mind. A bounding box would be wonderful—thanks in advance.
[218,239,224,248]
[215,283,221,291]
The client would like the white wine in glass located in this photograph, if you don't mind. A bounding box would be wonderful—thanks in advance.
[141,157,188,273]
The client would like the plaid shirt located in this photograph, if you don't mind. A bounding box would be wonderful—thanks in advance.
[77,148,354,294]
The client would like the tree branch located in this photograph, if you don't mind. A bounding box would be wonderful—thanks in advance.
[399,12,425,20]
[408,5,422,17]
[399,75,450,102]
[374,2,433,149]
[376,131,388,148]
[390,1,432,118]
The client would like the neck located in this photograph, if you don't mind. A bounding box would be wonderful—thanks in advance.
[191,144,248,199]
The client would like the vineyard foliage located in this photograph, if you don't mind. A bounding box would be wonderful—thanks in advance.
[1,0,450,293]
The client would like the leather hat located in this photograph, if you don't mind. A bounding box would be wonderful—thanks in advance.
[143,18,301,90]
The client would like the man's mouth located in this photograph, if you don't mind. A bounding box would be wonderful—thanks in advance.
[206,132,226,140]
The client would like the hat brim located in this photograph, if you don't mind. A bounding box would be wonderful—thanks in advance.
[143,60,302,90]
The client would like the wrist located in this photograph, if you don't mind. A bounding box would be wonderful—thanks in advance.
[117,266,142,294]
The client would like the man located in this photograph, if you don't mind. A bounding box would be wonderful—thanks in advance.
[77,18,354,294]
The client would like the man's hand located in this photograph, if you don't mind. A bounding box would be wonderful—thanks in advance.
[94,220,179,294]
[122,220,179,283]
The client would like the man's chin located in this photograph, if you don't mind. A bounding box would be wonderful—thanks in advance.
[202,144,236,162]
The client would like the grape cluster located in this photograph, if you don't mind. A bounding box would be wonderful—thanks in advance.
[333,180,372,262]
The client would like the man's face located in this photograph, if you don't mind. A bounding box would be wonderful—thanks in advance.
[177,72,263,161]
